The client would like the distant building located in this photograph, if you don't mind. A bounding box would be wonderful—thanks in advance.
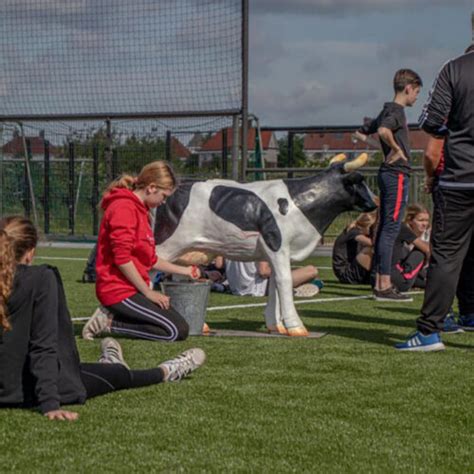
[170,137,191,162]
[198,128,279,167]
[303,127,430,161]
[2,133,62,160]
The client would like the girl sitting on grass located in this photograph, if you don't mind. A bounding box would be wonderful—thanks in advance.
[0,216,205,421]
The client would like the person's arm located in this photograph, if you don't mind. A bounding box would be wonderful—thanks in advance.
[118,261,170,309]
[419,63,452,137]
[377,127,407,163]
[423,136,444,193]
[29,269,78,420]
[412,237,431,259]
[152,258,200,279]
[355,234,373,247]
[257,261,272,279]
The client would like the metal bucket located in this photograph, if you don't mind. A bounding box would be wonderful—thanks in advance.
[160,281,211,335]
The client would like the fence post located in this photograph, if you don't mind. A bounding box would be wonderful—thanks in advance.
[221,128,228,178]
[44,140,50,234]
[92,144,99,235]
[68,142,75,235]
[24,139,32,218]
[105,118,113,183]
[165,130,171,162]
[112,148,118,179]
[287,132,294,178]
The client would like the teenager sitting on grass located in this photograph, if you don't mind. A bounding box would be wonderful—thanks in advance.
[390,204,430,293]
[0,216,205,421]
[82,161,201,342]
[224,259,323,298]
[332,211,377,285]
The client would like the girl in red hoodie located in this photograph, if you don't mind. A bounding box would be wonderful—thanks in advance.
[82,161,199,342]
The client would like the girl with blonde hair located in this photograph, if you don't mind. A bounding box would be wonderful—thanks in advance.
[0,216,205,420]
[82,161,200,341]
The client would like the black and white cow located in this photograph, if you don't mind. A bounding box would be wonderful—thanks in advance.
[154,153,377,336]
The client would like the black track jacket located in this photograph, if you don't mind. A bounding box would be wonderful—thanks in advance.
[419,51,474,188]
[0,265,86,414]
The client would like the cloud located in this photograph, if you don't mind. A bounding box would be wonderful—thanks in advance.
[252,0,468,16]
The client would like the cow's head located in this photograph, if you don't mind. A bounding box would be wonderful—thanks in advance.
[284,152,377,235]
[329,153,377,213]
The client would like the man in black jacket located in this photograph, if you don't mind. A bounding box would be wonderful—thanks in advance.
[396,45,474,351]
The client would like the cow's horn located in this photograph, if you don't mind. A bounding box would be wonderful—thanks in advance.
[343,152,368,172]
[329,153,347,165]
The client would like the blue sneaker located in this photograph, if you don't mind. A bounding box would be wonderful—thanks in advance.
[442,312,464,334]
[395,331,446,352]
[459,314,474,332]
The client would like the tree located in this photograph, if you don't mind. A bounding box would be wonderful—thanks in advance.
[277,134,308,167]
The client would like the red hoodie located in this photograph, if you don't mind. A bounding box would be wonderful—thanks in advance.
[95,188,157,306]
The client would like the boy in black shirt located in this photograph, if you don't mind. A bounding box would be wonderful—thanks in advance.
[355,69,422,302]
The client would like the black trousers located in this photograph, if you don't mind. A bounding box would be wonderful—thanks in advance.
[80,363,164,399]
[391,249,426,292]
[417,187,474,334]
[374,170,409,275]
[107,293,189,342]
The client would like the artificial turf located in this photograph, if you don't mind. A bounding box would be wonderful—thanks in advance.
[0,247,472,473]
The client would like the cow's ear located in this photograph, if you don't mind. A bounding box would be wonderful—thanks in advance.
[342,172,363,186]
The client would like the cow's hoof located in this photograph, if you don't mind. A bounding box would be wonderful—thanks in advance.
[202,323,211,334]
[287,327,309,337]
[267,324,288,335]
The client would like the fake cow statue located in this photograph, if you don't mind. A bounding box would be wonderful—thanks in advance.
[154,153,377,336]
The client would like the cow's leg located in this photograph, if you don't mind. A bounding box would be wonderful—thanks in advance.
[265,274,287,335]
[270,254,309,337]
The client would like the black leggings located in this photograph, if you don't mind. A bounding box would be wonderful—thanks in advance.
[106,293,189,342]
[391,249,427,292]
[80,363,164,399]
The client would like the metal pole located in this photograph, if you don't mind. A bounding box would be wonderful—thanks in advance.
[44,140,50,234]
[105,118,113,183]
[19,123,39,226]
[165,130,171,162]
[92,144,99,235]
[112,148,118,179]
[222,128,228,179]
[231,115,239,180]
[287,132,294,178]
[240,0,249,181]
[68,142,75,235]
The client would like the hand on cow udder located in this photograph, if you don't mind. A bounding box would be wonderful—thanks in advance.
[145,290,170,309]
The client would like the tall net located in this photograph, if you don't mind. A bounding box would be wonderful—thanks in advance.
[0,0,243,119]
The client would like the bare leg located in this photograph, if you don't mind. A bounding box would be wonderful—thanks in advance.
[356,247,373,271]
[291,265,318,288]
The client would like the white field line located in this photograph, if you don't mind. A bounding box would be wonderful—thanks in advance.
[71,291,422,322]
[36,256,88,262]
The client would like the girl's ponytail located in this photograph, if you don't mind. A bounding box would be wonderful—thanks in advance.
[0,230,16,331]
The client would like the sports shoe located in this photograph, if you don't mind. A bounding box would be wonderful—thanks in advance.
[159,348,206,382]
[294,283,320,298]
[82,306,112,340]
[459,314,474,332]
[373,286,413,302]
[442,312,464,334]
[98,337,130,369]
[395,331,445,352]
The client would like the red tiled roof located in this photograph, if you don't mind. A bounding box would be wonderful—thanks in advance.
[170,137,191,158]
[200,128,276,152]
[2,136,61,155]
[304,130,430,152]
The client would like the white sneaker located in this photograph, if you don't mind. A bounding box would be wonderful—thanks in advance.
[98,337,130,369]
[82,306,111,340]
[294,283,320,298]
[159,348,206,382]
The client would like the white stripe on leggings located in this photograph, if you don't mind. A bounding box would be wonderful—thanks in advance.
[120,298,178,341]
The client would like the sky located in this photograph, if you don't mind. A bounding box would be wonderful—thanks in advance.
[250,0,474,126]
[0,0,473,131]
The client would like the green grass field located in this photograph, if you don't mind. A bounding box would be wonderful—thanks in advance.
[1,247,472,473]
